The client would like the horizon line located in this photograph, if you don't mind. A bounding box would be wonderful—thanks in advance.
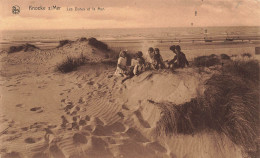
[1,25,260,32]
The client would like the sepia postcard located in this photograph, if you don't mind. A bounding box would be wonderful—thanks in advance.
[0,0,259,158]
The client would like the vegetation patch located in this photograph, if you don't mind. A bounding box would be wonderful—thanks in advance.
[193,54,221,67]
[220,54,231,60]
[57,40,73,48]
[57,54,88,73]
[151,59,259,157]
[88,37,109,51]
[8,43,39,54]
[241,53,252,58]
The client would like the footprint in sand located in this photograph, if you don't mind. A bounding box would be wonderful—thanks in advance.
[63,102,74,112]
[78,119,86,126]
[6,84,16,87]
[87,81,94,85]
[21,127,28,131]
[67,122,79,130]
[61,115,69,128]
[63,89,71,93]
[29,122,48,130]
[77,84,83,88]
[16,104,23,108]
[74,106,80,112]
[70,110,77,116]
[122,104,129,110]
[24,137,37,144]
[30,107,43,113]
[85,115,91,121]
[117,112,125,119]
[61,99,66,103]
[78,97,86,104]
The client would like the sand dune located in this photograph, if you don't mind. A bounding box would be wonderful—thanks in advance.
[0,39,257,158]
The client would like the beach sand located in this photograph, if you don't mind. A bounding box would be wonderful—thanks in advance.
[0,39,259,158]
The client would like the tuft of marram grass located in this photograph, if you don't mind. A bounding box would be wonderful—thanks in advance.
[193,54,221,67]
[57,54,88,73]
[88,37,109,51]
[241,53,252,58]
[57,40,73,48]
[222,59,259,82]
[220,54,231,60]
[8,43,39,54]
[152,59,259,156]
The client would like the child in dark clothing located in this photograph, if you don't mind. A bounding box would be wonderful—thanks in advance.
[167,45,189,68]
[152,48,165,69]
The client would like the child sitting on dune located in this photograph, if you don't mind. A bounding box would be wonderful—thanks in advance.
[151,48,165,69]
[114,50,129,77]
[131,51,146,75]
[145,47,155,68]
[167,45,189,69]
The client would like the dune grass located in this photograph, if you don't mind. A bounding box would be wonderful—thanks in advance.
[222,60,259,82]
[57,40,73,48]
[88,37,109,51]
[8,43,39,53]
[193,54,221,67]
[151,59,259,156]
[220,53,231,60]
[79,37,87,42]
[241,53,252,58]
[57,54,88,73]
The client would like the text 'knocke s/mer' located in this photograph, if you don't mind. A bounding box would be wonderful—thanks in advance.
[29,6,46,10]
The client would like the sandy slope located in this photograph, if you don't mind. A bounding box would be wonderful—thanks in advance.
[0,40,250,158]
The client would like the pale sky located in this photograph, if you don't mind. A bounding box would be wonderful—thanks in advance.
[0,0,259,30]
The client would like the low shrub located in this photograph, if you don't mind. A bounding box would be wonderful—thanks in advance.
[88,37,109,51]
[8,43,39,53]
[9,46,24,53]
[57,54,88,73]
[220,54,231,60]
[193,54,221,67]
[57,40,73,48]
[79,37,87,42]
[241,53,252,58]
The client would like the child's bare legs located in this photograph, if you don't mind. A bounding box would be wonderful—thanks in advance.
[133,65,138,75]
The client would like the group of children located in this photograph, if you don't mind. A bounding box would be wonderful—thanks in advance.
[114,45,189,77]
